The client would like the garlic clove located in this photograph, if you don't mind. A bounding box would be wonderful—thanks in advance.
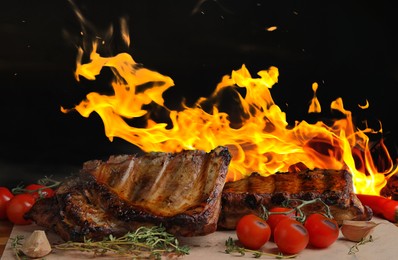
[21,230,52,258]
[341,220,380,242]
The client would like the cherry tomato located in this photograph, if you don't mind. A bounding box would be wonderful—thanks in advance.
[274,218,309,255]
[6,193,36,225]
[236,214,271,250]
[0,187,14,220]
[266,207,295,238]
[304,213,339,248]
[24,184,55,199]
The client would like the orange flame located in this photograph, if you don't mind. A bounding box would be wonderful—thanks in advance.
[62,42,397,195]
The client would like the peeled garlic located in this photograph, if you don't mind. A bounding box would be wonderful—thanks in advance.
[21,230,52,258]
[341,220,380,242]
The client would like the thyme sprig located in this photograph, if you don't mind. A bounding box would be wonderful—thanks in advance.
[10,235,26,260]
[54,225,190,259]
[225,237,297,259]
[348,235,374,255]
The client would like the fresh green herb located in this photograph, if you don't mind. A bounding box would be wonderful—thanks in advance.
[225,237,297,259]
[10,235,26,260]
[54,225,189,259]
[348,235,374,255]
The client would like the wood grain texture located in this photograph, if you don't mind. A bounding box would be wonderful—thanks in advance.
[0,220,13,258]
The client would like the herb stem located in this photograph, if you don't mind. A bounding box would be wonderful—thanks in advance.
[225,237,297,259]
[11,176,61,197]
[348,235,374,255]
[261,198,333,222]
[54,225,189,259]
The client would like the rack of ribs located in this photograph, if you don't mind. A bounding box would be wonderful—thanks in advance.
[26,146,231,241]
[218,169,373,230]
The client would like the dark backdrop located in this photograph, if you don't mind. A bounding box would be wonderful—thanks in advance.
[1,0,397,188]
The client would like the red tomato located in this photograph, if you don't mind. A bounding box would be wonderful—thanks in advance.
[304,213,339,248]
[274,218,309,255]
[6,193,36,225]
[266,207,295,238]
[236,214,271,250]
[0,187,14,220]
[24,184,55,199]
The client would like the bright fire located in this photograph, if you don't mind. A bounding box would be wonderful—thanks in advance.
[62,42,397,196]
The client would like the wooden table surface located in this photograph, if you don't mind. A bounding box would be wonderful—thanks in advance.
[0,220,13,258]
[2,217,398,260]
[2,217,398,259]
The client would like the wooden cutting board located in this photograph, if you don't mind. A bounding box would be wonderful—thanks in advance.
[0,220,13,256]
[1,217,398,260]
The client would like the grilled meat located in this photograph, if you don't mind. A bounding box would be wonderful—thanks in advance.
[218,169,373,229]
[26,146,373,241]
[26,146,231,241]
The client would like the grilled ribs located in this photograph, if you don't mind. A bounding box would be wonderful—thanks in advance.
[26,146,373,241]
[26,146,231,241]
[218,169,373,229]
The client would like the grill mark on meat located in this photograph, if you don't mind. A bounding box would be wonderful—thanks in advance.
[145,152,194,213]
[130,154,171,204]
[146,154,170,198]
[158,152,204,213]
[114,158,136,195]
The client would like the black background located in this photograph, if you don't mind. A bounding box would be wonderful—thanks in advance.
[1,0,397,188]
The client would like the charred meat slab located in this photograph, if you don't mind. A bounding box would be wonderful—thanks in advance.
[218,169,373,229]
[26,146,231,241]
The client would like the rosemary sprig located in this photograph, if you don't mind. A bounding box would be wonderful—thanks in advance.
[225,237,297,259]
[348,235,374,255]
[54,225,190,259]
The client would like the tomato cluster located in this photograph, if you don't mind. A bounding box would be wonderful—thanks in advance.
[0,183,56,225]
[235,207,340,255]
